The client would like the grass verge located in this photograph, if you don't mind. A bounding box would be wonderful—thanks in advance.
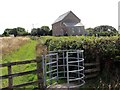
[1,40,38,89]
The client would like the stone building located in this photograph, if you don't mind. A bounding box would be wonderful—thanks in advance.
[52,11,85,36]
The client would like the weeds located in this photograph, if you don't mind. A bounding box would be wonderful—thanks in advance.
[1,37,30,56]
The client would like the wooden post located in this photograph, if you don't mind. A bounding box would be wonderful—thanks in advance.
[96,55,100,70]
[36,43,47,90]
[8,65,13,90]
[36,57,44,90]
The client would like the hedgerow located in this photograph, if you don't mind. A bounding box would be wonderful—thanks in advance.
[39,36,120,86]
[40,36,120,74]
[41,36,119,61]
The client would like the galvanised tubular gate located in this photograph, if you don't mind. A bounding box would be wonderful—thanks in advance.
[42,50,85,88]
[42,53,59,88]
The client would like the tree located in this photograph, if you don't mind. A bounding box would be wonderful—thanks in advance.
[41,26,50,35]
[86,25,118,36]
[31,28,38,36]
[15,27,28,36]
[85,28,94,36]
[48,30,52,36]
[94,25,118,36]
[2,31,9,36]
[31,26,51,36]
[2,27,28,36]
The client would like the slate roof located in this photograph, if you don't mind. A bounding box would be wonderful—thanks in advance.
[53,11,71,24]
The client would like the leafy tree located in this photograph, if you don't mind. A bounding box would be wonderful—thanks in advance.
[15,27,28,36]
[31,26,50,36]
[31,28,44,36]
[85,28,94,36]
[41,26,50,35]
[2,31,9,36]
[86,25,118,36]
[94,25,118,36]
[2,27,28,36]
[31,28,38,36]
[48,30,52,36]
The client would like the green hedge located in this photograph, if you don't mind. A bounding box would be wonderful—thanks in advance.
[39,36,120,85]
[40,36,120,63]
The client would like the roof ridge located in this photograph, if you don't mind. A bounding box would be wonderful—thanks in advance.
[52,11,72,24]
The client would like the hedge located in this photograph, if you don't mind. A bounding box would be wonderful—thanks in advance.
[40,36,120,63]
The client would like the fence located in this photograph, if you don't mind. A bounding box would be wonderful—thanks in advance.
[85,63,100,79]
[0,58,44,90]
[0,51,100,89]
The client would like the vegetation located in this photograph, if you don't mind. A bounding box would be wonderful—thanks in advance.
[39,36,120,88]
[1,35,120,89]
[1,37,30,56]
[31,26,52,36]
[41,36,120,60]
[2,40,37,63]
[86,25,118,36]
[2,27,29,37]
[1,38,38,89]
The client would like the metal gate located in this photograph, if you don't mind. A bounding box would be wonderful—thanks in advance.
[42,53,58,88]
[42,50,85,88]
[66,50,85,88]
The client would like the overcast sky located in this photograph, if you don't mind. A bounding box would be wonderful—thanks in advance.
[0,0,119,34]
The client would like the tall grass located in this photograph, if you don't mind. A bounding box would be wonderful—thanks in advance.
[1,38,38,89]
[1,37,30,57]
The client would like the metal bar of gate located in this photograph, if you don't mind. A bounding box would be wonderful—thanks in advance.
[63,51,65,77]
[49,55,52,85]
[56,54,58,83]
[66,52,69,88]
[77,50,80,83]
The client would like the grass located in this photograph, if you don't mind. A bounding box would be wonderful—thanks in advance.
[1,37,30,56]
[1,38,38,89]
[2,40,37,63]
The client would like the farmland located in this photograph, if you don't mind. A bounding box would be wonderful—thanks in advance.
[1,36,120,89]
[1,37,30,56]
[1,37,38,88]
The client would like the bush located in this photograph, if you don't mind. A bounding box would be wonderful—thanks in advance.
[40,36,120,72]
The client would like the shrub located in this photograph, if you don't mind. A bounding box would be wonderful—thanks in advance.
[40,36,120,71]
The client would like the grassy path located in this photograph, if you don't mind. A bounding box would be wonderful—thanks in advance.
[2,40,37,63]
[1,40,38,89]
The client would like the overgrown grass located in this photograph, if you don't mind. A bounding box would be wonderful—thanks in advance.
[1,37,30,56]
[2,40,37,63]
[1,39,38,89]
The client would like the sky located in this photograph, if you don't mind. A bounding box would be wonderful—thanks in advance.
[0,0,119,34]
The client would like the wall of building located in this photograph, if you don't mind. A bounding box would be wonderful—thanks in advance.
[66,26,85,36]
[52,22,64,36]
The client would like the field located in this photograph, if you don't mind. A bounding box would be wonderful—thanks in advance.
[1,36,120,89]
[1,37,30,55]
[1,37,38,88]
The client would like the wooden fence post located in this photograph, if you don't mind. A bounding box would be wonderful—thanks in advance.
[96,55,100,71]
[8,65,13,90]
[36,44,48,90]
[36,56,44,90]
